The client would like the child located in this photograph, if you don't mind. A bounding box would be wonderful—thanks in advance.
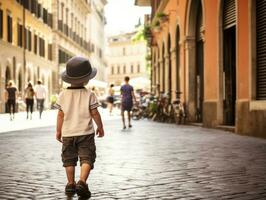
[55,56,104,198]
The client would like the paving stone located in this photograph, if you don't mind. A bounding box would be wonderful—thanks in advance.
[0,119,266,199]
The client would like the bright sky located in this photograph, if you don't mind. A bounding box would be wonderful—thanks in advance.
[104,0,151,36]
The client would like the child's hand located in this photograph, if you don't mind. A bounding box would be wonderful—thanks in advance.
[56,131,62,143]
[96,127,104,137]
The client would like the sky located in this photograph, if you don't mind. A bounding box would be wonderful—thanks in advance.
[104,0,151,36]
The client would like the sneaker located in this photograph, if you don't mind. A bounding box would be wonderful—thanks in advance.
[65,182,76,196]
[128,124,132,128]
[76,180,91,198]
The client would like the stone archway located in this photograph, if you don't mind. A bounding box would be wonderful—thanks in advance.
[167,33,172,100]
[185,0,205,122]
[5,66,12,86]
[175,25,181,94]
[161,42,165,93]
[17,69,23,92]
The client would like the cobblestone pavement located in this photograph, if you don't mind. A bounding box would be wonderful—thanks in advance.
[0,118,266,199]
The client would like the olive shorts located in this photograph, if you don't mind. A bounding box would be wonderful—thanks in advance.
[61,134,96,168]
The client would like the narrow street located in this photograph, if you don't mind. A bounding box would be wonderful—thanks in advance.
[0,113,266,199]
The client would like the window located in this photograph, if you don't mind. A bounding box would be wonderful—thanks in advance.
[34,34,38,54]
[117,66,120,74]
[43,8,48,24]
[7,15,12,43]
[123,47,126,56]
[27,30,32,51]
[131,65,134,73]
[137,64,140,73]
[37,3,42,18]
[39,37,45,57]
[48,44,52,61]
[111,66,114,75]
[17,23,23,47]
[0,9,3,39]
[123,65,126,73]
[256,0,266,99]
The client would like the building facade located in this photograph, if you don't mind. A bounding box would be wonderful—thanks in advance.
[136,0,266,138]
[0,0,56,112]
[106,31,149,90]
[0,0,106,113]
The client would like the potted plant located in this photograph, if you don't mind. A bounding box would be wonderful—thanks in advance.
[143,24,152,40]
[152,21,161,33]
[156,12,169,23]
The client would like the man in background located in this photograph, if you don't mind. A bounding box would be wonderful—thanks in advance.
[120,76,137,129]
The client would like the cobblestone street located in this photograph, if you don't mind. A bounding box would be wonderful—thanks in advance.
[0,115,266,199]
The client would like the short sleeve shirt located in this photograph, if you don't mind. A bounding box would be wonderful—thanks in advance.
[54,87,99,137]
[121,84,133,103]
[6,87,17,100]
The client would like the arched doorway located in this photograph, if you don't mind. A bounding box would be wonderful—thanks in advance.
[195,1,204,122]
[18,70,23,92]
[167,34,172,100]
[186,0,204,122]
[162,42,165,93]
[27,68,31,82]
[5,66,11,86]
[222,0,236,125]
[175,25,180,94]
[157,47,160,95]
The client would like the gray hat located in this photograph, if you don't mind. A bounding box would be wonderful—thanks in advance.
[61,56,97,84]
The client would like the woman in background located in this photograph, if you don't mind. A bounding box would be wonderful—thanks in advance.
[107,84,115,115]
[25,82,35,119]
[5,80,17,121]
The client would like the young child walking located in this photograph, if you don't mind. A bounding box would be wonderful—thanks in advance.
[55,56,104,198]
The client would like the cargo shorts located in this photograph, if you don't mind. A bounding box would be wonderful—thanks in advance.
[61,134,96,168]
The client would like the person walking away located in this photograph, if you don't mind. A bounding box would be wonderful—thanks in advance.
[35,80,46,119]
[24,82,35,119]
[54,56,104,198]
[4,80,17,121]
[107,84,115,115]
[120,76,137,129]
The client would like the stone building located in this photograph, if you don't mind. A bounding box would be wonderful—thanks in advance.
[106,31,149,90]
[135,0,266,138]
[0,0,56,112]
[0,0,107,113]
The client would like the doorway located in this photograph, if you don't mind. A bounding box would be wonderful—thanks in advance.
[223,26,236,125]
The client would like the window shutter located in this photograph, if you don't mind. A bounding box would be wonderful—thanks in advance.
[256,0,266,100]
[223,0,236,29]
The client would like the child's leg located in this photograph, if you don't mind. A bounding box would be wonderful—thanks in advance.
[80,163,91,182]
[65,166,75,184]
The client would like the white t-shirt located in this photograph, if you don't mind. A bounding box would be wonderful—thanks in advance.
[35,85,46,99]
[55,87,99,137]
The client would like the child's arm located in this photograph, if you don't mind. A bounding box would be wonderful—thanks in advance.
[90,108,104,137]
[56,110,64,142]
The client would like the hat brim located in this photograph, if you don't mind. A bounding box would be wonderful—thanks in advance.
[61,67,97,84]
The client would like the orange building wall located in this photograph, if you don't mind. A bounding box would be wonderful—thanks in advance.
[237,0,250,99]
[204,0,220,100]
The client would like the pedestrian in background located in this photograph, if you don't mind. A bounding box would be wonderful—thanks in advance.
[24,82,35,120]
[4,80,18,121]
[120,76,137,129]
[107,84,115,115]
[55,56,104,198]
[35,80,46,119]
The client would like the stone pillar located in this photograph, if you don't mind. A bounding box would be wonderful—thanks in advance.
[159,59,163,93]
[184,36,196,121]
[164,54,169,94]
[170,47,177,101]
